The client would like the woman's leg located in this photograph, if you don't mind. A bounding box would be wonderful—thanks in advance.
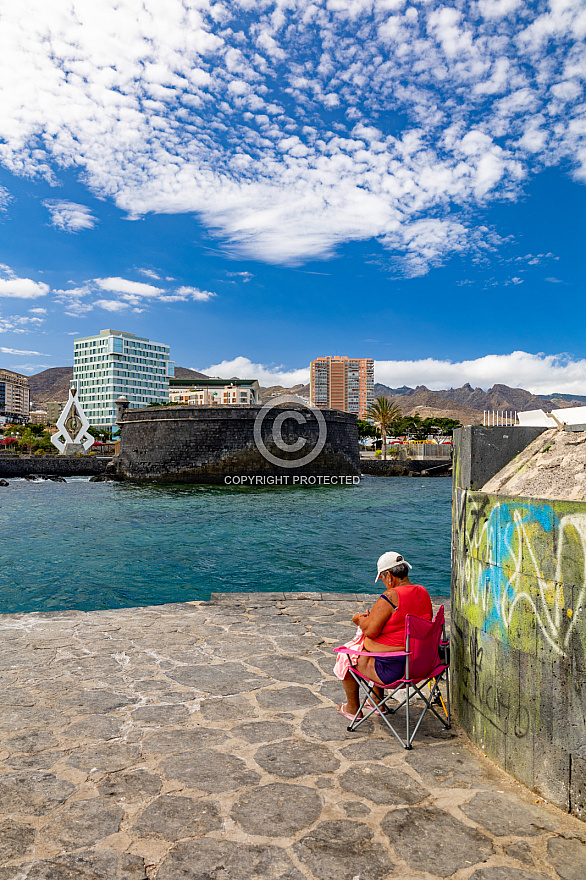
[341,673,361,716]
[341,655,385,716]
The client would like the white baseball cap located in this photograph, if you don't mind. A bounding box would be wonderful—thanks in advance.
[375,551,412,582]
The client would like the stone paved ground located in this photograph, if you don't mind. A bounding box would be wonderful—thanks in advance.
[0,593,585,880]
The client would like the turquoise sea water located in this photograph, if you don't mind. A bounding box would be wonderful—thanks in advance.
[0,476,452,614]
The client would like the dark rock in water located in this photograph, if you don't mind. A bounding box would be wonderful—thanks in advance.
[24,474,42,481]
[0,479,8,487]
[45,475,66,483]
[89,474,116,482]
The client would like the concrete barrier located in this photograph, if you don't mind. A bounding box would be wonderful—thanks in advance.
[451,427,586,819]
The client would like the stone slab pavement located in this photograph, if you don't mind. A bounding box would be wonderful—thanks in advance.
[0,592,585,880]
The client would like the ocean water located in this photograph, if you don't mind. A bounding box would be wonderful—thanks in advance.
[0,476,452,614]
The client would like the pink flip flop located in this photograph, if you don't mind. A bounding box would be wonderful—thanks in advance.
[366,699,388,716]
[338,703,362,721]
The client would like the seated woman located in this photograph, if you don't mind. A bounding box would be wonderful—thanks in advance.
[338,550,433,720]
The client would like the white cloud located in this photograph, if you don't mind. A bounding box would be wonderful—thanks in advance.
[0,313,44,333]
[43,200,96,232]
[197,350,586,396]
[95,277,164,297]
[0,265,48,299]
[0,346,44,356]
[94,299,131,312]
[137,268,161,279]
[0,185,10,210]
[374,352,586,396]
[28,307,47,314]
[0,3,584,269]
[0,278,48,299]
[198,356,309,387]
[53,285,93,317]
[226,271,253,282]
[176,286,216,301]
[52,276,217,316]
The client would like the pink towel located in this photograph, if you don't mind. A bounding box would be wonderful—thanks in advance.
[333,626,364,680]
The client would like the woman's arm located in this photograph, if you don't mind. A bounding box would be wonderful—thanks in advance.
[355,591,398,639]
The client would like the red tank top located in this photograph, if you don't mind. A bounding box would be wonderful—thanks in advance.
[374,584,433,647]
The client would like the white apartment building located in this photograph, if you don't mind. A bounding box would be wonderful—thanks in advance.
[169,378,260,406]
[73,329,174,427]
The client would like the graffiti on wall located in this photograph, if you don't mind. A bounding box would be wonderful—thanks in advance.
[453,489,586,657]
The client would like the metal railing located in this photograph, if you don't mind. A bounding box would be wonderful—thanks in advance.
[483,411,518,427]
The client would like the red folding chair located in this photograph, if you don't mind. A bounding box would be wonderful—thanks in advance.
[333,606,451,749]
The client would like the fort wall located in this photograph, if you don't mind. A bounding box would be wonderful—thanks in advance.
[115,404,360,483]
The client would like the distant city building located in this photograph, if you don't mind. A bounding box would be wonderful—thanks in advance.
[0,369,30,424]
[310,356,374,418]
[169,378,260,406]
[46,400,66,425]
[29,409,48,425]
[73,329,174,427]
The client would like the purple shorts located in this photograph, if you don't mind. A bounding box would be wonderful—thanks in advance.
[374,654,406,686]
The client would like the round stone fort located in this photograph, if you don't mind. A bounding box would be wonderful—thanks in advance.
[114,402,360,483]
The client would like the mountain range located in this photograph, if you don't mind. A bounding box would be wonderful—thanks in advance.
[27,366,206,407]
[26,367,585,425]
[373,382,586,424]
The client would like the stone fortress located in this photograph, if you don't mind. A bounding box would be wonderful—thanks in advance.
[112,398,360,483]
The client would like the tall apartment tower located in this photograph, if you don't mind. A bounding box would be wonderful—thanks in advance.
[73,329,174,428]
[310,356,374,418]
[0,369,30,424]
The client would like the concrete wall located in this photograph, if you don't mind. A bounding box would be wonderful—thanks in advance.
[116,405,360,483]
[360,459,451,477]
[0,455,111,478]
[452,427,586,818]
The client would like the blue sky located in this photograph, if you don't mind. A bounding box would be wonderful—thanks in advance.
[0,0,585,393]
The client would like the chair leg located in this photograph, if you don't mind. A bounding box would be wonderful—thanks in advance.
[405,684,411,749]
[445,667,451,729]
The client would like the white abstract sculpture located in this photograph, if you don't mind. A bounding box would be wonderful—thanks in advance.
[51,388,94,453]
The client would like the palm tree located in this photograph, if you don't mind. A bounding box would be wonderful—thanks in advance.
[366,397,402,460]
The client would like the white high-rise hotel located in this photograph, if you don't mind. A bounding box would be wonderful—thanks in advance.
[73,329,174,427]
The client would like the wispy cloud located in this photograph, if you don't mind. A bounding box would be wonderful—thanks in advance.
[226,271,253,283]
[0,346,44,356]
[53,275,218,316]
[0,313,44,333]
[43,200,96,233]
[0,185,10,210]
[0,3,583,270]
